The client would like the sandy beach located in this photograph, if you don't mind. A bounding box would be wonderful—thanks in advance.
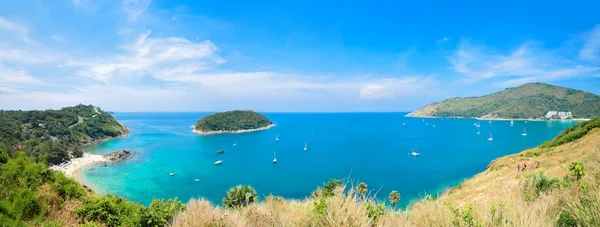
[192,124,276,135]
[52,153,109,178]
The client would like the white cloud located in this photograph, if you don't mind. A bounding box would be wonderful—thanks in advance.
[580,25,600,62]
[451,41,599,86]
[436,37,449,45]
[0,17,35,44]
[64,30,223,83]
[123,0,152,21]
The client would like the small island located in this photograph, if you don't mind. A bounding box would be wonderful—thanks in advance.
[193,110,275,135]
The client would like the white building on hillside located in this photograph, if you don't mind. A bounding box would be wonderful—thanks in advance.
[545,111,572,119]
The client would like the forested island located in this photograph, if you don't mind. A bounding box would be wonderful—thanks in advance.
[0,104,128,165]
[407,83,600,119]
[193,110,274,135]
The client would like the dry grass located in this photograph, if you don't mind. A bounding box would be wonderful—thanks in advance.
[173,128,600,227]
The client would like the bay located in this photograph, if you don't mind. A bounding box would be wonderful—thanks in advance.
[82,112,577,208]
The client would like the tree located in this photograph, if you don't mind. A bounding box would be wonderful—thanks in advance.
[222,185,258,208]
[388,190,401,210]
[357,182,368,197]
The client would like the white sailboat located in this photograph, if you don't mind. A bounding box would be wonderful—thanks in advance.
[488,133,493,141]
[304,142,307,151]
[510,120,514,126]
[521,128,527,136]
[273,151,277,163]
[477,128,480,135]
[410,148,420,156]
[275,135,279,142]
[476,122,481,128]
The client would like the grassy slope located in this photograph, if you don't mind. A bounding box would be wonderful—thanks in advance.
[174,120,600,227]
[408,82,600,119]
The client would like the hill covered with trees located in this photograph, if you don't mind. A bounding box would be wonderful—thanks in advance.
[194,110,273,133]
[0,104,128,165]
[407,83,600,119]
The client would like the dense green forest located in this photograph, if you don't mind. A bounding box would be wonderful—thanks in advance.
[194,110,272,132]
[0,104,128,165]
[408,83,600,119]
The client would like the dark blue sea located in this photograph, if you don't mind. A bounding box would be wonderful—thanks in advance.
[83,112,577,208]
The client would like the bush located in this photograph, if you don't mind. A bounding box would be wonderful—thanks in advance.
[222,185,258,208]
[52,173,85,199]
[363,202,386,223]
[11,188,44,220]
[569,162,585,180]
[522,173,559,201]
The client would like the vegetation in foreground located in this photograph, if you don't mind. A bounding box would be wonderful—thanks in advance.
[194,110,273,132]
[407,82,600,119]
[0,151,184,226]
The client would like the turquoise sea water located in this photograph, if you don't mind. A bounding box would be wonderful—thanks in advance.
[83,112,577,208]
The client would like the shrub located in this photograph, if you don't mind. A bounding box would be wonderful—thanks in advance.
[363,202,386,223]
[222,185,258,208]
[522,173,559,201]
[313,197,327,216]
[569,162,585,180]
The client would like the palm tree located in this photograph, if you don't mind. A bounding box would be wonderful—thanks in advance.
[357,182,368,197]
[388,190,401,210]
[222,185,258,208]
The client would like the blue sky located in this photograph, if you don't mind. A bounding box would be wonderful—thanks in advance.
[1,0,599,112]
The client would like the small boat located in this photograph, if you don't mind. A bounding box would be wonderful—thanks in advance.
[525,121,528,124]
[432,124,436,127]
[477,128,480,135]
[521,128,527,136]
[275,135,279,142]
[232,143,237,147]
[273,151,277,163]
[488,133,493,141]
[476,122,481,128]
[410,148,420,156]
[170,172,175,176]
[216,149,224,154]
[304,142,307,151]
[402,123,406,126]
[194,179,200,182]
[214,160,222,165]
[510,120,514,126]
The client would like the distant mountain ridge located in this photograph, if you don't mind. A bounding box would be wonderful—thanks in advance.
[407,83,600,119]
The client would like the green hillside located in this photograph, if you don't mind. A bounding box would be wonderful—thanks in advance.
[407,83,600,119]
[194,110,272,132]
[0,104,128,165]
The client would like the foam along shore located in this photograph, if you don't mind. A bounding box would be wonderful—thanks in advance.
[50,150,132,178]
[192,124,276,136]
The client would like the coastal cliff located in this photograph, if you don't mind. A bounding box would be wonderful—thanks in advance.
[408,83,600,119]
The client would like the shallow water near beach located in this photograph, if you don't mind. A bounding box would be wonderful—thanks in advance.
[82,112,577,207]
